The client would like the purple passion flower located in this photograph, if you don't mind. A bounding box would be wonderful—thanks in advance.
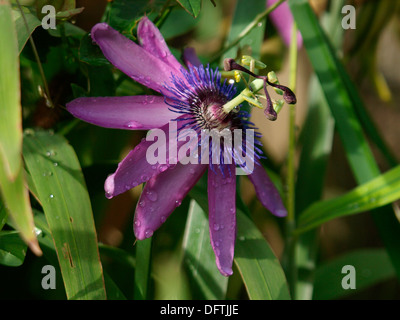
[66,17,287,276]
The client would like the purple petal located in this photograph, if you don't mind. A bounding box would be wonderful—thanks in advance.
[248,163,287,217]
[104,119,188,198]
[91,23,177,94]
[66,96,175,130]
[134,163,207,240]
[266,0,303,48]
[137,17,183,73]
[182,47,202,68]
[208,164,237,277]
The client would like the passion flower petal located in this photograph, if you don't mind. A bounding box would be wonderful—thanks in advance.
[137,17,183,73]
[91,23,177,94]
[208,164,237,277]
[134,163,207,240]
[104,120,188,198]
[248,163,287,217]
[66,95,175,130]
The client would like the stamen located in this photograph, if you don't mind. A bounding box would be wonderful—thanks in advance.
[223,58,297,120]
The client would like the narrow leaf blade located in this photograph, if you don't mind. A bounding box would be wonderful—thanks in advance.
[235,211,291,300]
[288,0,400,281]
[313,249,396,300]
[182,199,228,300]
[176,0,202,18]
[298,165,400,232]
[23,130,106,300]
[0,0,22,179]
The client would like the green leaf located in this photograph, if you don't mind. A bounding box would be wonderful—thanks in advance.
[294,75,335,300]
[234,211,291,300]
[221,0,266,62]
[313,249,396,300]
[297,165,400,233]
[0,230,27,267]
[108,0,163,36]
[34,211,126,300]
[0,0,23,180]
[0,203,7,230]
[288,0,400,281]
[134,237,152,300]
[23,130,106,300]
[79,33,110,67]
[182,199,228,299]
[176,0,202,18]
[12,6,41,54]
[0,155,40,256]
[159,7,198,39]
[56,6,84,21]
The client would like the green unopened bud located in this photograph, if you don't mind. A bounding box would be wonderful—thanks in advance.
[241,55,267,69]
[267,71,279,84]
[267,71,284,95]
[272,99,284,114]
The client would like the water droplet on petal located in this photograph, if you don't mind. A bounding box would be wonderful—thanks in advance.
[213,224,220,231]
[105,192,113,199]
[125,120,143,129]
[144,76,151,84]
[146,190,158,202]
[158,164,169,173]
[160,216,166,223]
[175,199,182,207]
[141,174,149,182]
[134,220,141,227]
[145,229,153,238]
[138,200,145,208]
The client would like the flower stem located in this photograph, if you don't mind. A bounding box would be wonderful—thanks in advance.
[285,21,298,298]
[211,0,285,62]
[16,0,54,108]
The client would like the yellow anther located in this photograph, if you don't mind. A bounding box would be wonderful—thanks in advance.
[234,70,241,82]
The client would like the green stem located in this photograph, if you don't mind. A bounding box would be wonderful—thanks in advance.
[134,237,152,300]
[16,0,54,108]
[286,21,298,298]
[211,0,285,62]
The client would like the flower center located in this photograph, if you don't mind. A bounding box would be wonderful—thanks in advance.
[201,103,231,130]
